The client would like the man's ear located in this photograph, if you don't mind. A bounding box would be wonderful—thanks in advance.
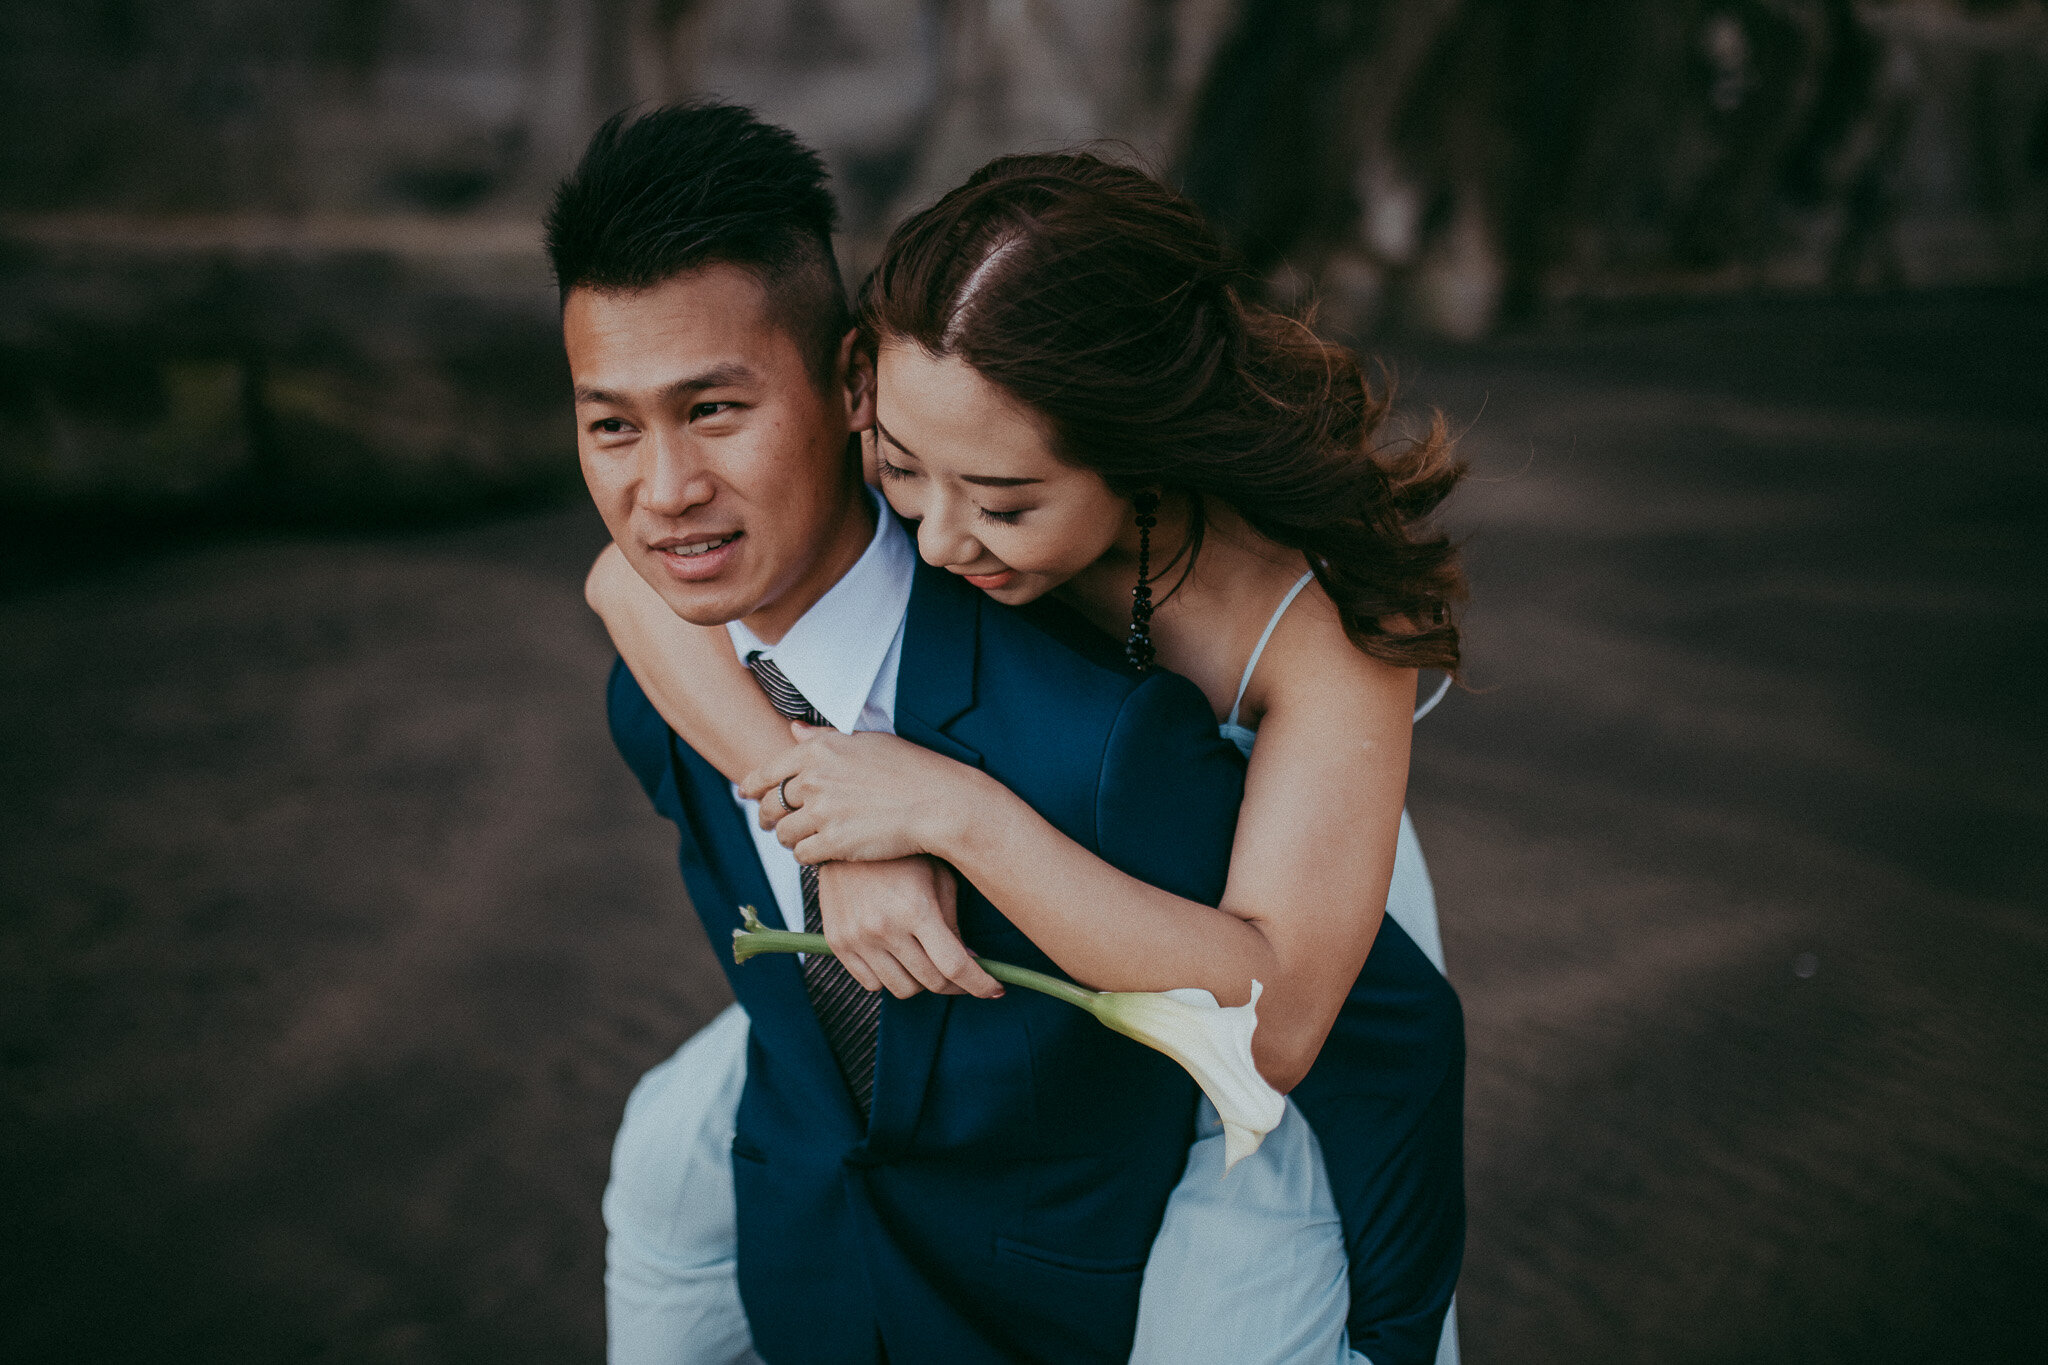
[838,329,876,430]
[857,427,881,487]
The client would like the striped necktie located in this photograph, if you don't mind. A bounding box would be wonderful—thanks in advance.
[743,651,883,1115]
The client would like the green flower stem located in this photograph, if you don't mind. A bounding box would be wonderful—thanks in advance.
[972,958,1100,1012]
[730,924,829,961]
[732,906,1100,1014]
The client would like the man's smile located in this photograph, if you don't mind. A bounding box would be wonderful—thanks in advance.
[650,531,744,580]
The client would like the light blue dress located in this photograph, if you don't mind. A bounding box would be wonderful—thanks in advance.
[1132,572,1460,1365]
[604,575,1459,1365]
[1216,573,1451,972]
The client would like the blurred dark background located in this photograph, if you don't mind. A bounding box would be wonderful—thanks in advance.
[3,2,2045,1361]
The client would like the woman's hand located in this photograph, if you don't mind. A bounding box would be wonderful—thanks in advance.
[816,858,1003,1000]
[748,731,1005,998]
[740,725,984,865]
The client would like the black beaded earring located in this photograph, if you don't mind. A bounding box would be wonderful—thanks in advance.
[1125,491,1160,672]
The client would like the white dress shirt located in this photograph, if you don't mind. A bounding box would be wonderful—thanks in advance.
[725,492,914,932]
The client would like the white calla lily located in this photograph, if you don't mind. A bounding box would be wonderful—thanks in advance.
[1087,981,1285,1172]
[732,905,1287,1171]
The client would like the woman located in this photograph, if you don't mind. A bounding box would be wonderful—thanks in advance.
[589,153,1464,1365]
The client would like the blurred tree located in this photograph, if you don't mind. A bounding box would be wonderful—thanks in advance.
[1173,0,2046,334]
[1,0,2042,508]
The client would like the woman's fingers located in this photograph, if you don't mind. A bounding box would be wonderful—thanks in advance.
[918,863,999,997]
[789,832,846,866]
[756,774,806,831]
[776,806,825,853]
[829,941,884,993]
[886,936,962,996]
[738,762,787,802]
[738,768,796,803]
[810,858,992,1000]
[861,948,924,1000]
[916,922,1003,999]
[737,725,844,800]
[737,744,810,802]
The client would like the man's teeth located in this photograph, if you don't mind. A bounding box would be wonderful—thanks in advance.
[667,534,738,558]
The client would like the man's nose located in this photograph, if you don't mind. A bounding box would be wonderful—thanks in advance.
[639,430,714,516]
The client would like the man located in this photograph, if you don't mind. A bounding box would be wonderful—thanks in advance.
[552,104,1244,1365]
[550,104,1462,1365]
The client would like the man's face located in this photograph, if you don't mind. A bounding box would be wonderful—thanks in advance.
[565,265,873,640]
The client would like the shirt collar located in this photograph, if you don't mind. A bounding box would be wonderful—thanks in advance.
[727,490,914,733]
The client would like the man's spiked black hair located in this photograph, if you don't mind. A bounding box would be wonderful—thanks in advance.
[545,102,850,384]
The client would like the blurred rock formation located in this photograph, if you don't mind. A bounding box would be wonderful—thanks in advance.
[2,0,2043,510]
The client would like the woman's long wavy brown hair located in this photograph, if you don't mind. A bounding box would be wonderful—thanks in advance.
[858,152,1466,674]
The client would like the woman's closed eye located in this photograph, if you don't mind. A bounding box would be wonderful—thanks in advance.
[876,451,1024,521]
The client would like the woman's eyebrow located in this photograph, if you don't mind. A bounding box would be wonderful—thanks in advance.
[873,418,921,461]
[874,418,1042,487]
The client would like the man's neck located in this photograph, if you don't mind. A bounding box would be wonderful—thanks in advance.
[738,482,879,645]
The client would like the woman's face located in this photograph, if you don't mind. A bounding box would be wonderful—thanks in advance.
[869,340,1128,605]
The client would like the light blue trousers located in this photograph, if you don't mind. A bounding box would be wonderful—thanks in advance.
[603,1005,1459,1364]
[603,1004,759,1365]
[606,811,1459,1364]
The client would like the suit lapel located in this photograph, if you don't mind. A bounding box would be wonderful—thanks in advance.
[866,561,985,1155]
[667,559,989,1152]
[895,558,978,734]
[666,734,862,1132]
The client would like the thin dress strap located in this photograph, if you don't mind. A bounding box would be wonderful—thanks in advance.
[1225,572,1315,728]
[1413,671,1452,723]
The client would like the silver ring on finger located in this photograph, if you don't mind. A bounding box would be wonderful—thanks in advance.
[777,775,800,815]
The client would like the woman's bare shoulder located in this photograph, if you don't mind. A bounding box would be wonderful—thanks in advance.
[1245,576,1415,730]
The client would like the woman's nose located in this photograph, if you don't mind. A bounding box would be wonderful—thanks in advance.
[917,505,984,569]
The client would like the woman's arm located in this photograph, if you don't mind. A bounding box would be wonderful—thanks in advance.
[585,543,792,779]
[585,545,1000,999]
[751,593,1412,1092]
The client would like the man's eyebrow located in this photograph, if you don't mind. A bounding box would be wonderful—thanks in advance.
[874,418,1042,487]
[660,363,756,401]
[574,363,758,406]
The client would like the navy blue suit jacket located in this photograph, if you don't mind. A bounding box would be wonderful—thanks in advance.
[609,559,1244,1364]
[609,557,1464,1364]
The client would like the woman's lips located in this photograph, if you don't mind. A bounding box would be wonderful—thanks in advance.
[652,532,742,582]
[960,568,1016,591]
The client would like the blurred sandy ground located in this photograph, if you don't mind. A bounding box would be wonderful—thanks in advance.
[5,1,2047,1359]
[3,285,2043,1362]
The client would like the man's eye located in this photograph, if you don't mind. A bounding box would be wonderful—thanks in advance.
[593,418,630,435]
[977,506,1024,525]
[690,401,736,421]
